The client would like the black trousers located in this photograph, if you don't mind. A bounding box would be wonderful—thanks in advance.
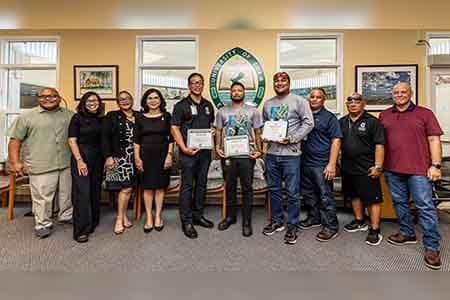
[71,146,103,239]
[179,150,211,224]
[222,158,255,223]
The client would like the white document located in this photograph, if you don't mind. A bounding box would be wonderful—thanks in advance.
[262,120,288,141]
[224,135,250,157]
[187,129,213,149]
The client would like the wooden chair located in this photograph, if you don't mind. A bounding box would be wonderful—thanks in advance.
[0,170,28,221]
[133,176,181,220]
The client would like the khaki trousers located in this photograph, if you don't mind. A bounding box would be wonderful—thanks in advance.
[29,168,72,229]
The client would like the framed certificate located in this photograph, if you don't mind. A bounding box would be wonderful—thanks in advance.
[224,135,250,157]
[262,120,288,141]
[187,129,213,149]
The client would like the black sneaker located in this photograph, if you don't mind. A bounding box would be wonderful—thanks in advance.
[284,226,298,245]
[262,222,286,236]
[35,227,51,239]
[343,219,369,233]
[75,234,89,243]
[366,228,383,246]
[299,218,321,230]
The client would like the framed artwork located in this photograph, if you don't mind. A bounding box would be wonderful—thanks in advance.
[142,85,188,113]
[74,65,119,100]
[355,64,418,110]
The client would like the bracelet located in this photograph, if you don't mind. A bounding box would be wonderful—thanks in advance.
[76,157,83,161]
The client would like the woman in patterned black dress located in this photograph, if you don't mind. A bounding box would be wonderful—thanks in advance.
[102,90,139,235]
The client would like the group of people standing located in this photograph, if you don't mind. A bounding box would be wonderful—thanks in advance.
[6,71,444,270]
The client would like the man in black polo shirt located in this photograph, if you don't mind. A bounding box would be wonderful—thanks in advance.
[339,92,385,246]
[171,73,215,239]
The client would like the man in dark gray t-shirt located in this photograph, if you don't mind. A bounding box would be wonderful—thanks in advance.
[214,82,263,237]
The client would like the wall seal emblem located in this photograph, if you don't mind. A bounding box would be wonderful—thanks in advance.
[210,47,265,108]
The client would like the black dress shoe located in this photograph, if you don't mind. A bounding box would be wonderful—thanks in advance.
[217,217,237,231]
[242,223,253,237]
[155,223,164,232]
[193,216,214,228]
[143,225,153,233]
[182,223,198,239]
[76,235,89,243]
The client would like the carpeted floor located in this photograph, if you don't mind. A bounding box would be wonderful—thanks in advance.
[0,204,449,272]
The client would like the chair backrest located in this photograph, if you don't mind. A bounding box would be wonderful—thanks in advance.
[170,145,181,176]
[3,160,10,175]
[442,157,450,178]
[208,159,223,180]
[254,158,265,180]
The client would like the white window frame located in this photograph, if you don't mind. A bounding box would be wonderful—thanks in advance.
[0,36,60,160]
[135,35,199,110]
[426,32,450,152]
[426,32,450,108]
[277,32,344,115]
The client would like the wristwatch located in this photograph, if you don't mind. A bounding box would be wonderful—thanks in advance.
[431,163,442,169]
[374,165,383,172]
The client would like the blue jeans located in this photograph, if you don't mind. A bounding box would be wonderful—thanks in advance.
[266,154,301,226]
[384,171,441,251]
[301,165,339,232]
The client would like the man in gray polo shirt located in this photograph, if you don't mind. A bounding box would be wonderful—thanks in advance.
[262,72,314,245]
[7,87,74,239]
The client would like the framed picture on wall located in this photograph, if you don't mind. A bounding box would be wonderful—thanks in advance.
[74,65,119,100]
[355,64,418,111]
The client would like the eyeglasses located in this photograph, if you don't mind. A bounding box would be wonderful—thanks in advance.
[189,80,204,86]
[38,94,59,100]
[346,96,363,104]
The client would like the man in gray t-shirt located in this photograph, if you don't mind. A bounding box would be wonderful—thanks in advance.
[262,72,314,245]
[214,82,263,237]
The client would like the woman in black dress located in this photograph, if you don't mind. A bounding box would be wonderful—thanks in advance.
[102,90,139,235]
[134,88,174,233]
[68,91,104,243]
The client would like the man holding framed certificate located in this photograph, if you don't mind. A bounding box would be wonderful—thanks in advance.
[262,72,314,245]
[214,82,263,237]
[171,73,215,239]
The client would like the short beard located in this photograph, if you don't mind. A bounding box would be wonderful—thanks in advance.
[275,89,289,96]
[231,97,244,103]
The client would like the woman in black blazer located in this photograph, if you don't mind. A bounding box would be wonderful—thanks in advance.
[102,90,139,235]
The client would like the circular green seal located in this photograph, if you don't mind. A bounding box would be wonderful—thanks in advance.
[209,47,265,108]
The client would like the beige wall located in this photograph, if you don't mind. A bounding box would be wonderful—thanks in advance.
[1,0,450,30]
[0,29,440,112]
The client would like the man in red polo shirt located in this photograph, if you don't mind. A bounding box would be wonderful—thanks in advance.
[379,82,443,270]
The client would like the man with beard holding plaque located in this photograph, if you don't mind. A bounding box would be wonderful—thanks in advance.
[214,82,263,237]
